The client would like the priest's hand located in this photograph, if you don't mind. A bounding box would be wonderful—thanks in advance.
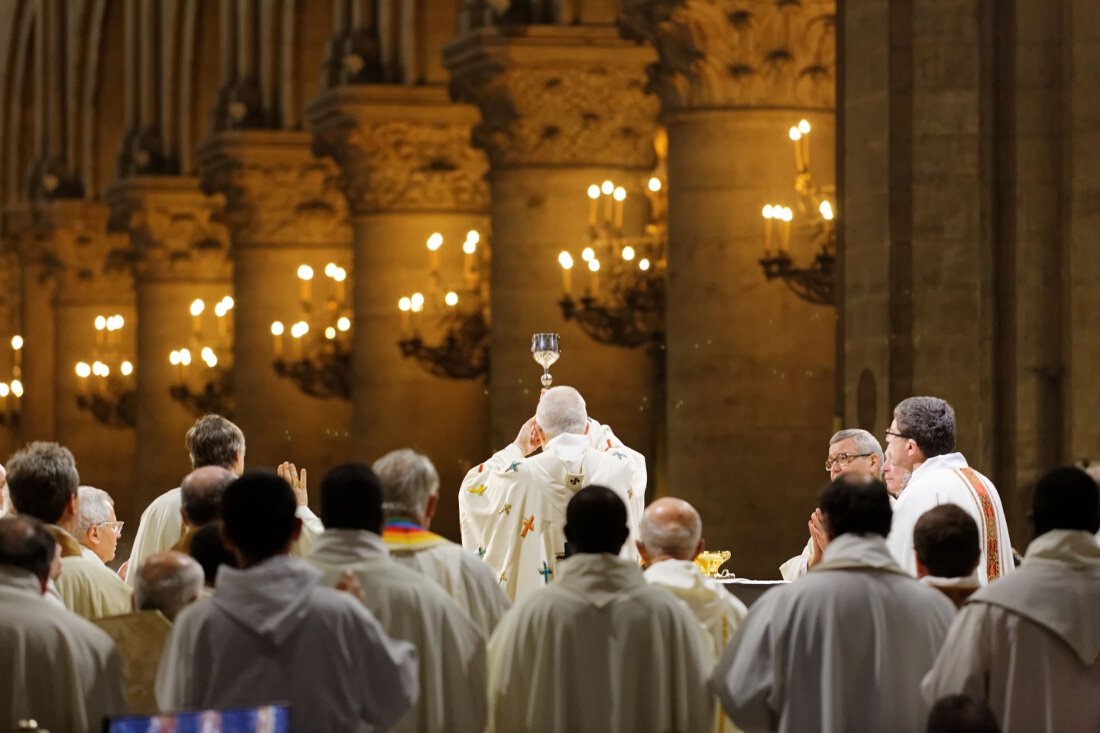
[335,570,365,604]
[278,461,309,507]
[807,508,829,569]
[514,417,544,456]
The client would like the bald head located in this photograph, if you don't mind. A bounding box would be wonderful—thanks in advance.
[180,465,235,526]
[134,551,204,621]
[637,497,704,564]
[536,386,588,440]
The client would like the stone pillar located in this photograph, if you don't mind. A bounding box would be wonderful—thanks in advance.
[36,201,138,522]
[199,131,353,480]
[7,209,58,444]
[309,85,490,536]
[623,0,837,576]
[445,25,662,466]
[107,177,233,507]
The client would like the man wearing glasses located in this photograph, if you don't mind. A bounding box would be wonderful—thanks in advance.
[884,396,1013,584]
[75,485,124,567]
[780,429,884,580]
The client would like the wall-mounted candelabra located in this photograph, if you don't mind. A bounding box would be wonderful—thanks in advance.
[557,177,668,348]
[758,119,836,306]
[74,315,135,428]
[0,336,24,427]
[271,263,352,400]
[169,296,235,417]
[397,230,489,380]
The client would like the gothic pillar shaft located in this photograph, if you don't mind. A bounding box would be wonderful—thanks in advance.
[445,25,662,462]
[624,0,837,576]
[309,86,490,535]
[12,221,57,442]
[199,131,353,478]
[107,176,233,506]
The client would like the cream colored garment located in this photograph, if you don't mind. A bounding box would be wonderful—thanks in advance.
[93,610,173,715]
[156,554,418,733]
[52,526,132,619]
[308,529,488,733]
[713,534,956,733]
[922,530,1100,733]
[487,553,714,733]
[781,496,897,581]
[0,567,126,732]
[887,453,1014,583]
[644,559,747,733]
[387,533,510,636]
[127,487,322,587]
[460,426,646,602]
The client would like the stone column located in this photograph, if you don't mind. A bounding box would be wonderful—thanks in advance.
[7,208,58,444]
[199,131,353,479]
[107,177,233,507]
[309,85,490,535]
[36,201,138,522]
[444,25,662,464]
[623,0,837,576]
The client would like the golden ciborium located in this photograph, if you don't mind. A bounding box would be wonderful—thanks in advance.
[693,550,733,578]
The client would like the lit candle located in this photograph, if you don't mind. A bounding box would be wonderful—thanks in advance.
[94,315,106,351]
[190,299,205,340]
[799,119,811,170]
[781,207,793,251]
[297,265,314,309]
[588,258,601,295]
[762,205,774,255]
[613,186,626,230]
[333,266,347,305]
[463,231,479,288]
[398,297,411,335]
[11,335,22,371]
[214,301,229,341]
[587,185,600,226]
[558,251,574,295]
[410,293,425,334]
[601,180,614,224]
[789,126,804,171]
[427,233,443,273]
[271,321,285,357]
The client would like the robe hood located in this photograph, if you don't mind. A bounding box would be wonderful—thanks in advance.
[643,559,731,625]
[970,529,1100,665]
[813,533,907,575]
[555,552,646,608]
[212,554,323,646]
[309,528,389,566]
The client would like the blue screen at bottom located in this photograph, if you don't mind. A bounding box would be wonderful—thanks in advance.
[105,704,290,733]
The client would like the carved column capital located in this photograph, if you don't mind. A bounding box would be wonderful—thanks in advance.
[620,0,836,115]
[309,86,490,217]
[106,177,232,283]
[197,131,351,249]
[16,201,135,306]
[443,26,660,170]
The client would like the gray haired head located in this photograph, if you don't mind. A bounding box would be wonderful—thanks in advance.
[373,449,440,518]
[829,429,884,464]
[893,397,956,458]
[75,486,114,539]
[536,386,588,440]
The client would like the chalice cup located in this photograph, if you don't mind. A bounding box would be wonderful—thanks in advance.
[531,333,560,388]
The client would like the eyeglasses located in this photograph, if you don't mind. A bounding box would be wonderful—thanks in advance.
[94,521,124,535]
[825,453,873,471]
[884,429,910,442]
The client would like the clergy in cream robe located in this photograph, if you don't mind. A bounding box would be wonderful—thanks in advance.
[488,553,714,733]
[460,400,646,602]
[383,517,510,635]
[922,467,1100,733]
[713,477,955,733]
[51,524,132,618]
[886,453,1013,582]
[0,537,126,732]
[309,528,488,733]
[127,485,323,587]
[156,554,419,732]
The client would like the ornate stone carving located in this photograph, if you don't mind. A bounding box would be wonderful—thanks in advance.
[445,32,659,169]
[621,0,836,113]
[312,111,489,216]
[198,133,351,249]
[106,179,232,283]
[16,201,135,306]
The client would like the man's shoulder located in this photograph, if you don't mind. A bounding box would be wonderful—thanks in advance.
[144,487,182,512]
[4,593,119,654]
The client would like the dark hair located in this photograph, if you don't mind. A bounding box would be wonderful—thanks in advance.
[185,415,245,470]
[180,468,235,526]
[820,476,893,538]
[925,694,1000,733]
[894,397,956,458]
[221,471,297,561]
[564,485,629,555]
[0,515,57,581]
[6,442,80,524]
[914,505,980,578]
[320,463,384,533]
[1032,466,1100,536]
[188,523,237,586]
